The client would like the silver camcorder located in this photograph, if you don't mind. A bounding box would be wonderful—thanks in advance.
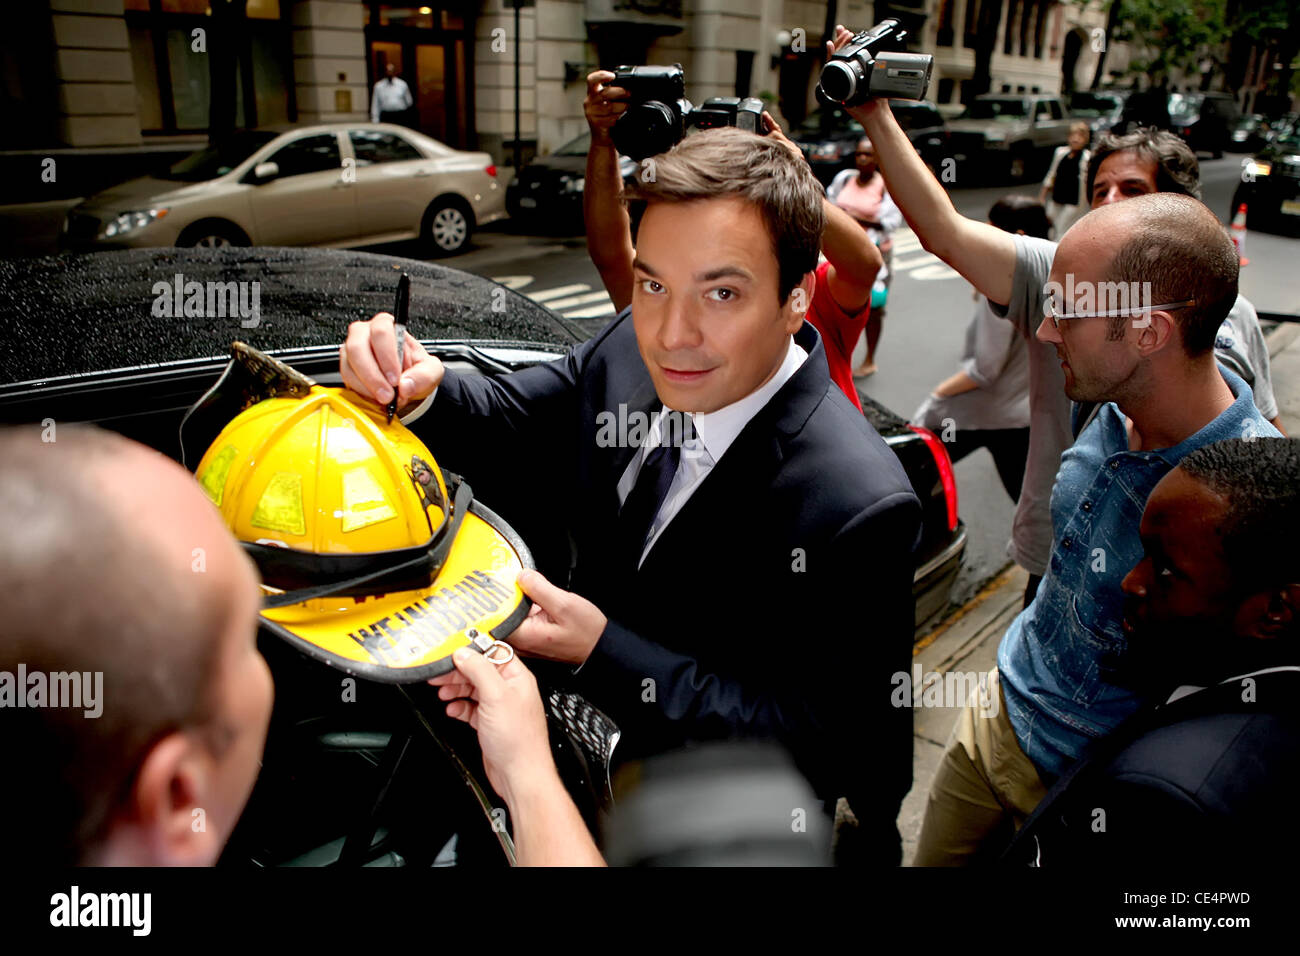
[816,19,934,106]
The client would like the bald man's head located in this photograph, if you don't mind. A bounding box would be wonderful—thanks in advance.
[1063,193,1238,356]
[0,425,271,865]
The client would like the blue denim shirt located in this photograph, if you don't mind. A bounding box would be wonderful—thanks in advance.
[998,365,1280,783]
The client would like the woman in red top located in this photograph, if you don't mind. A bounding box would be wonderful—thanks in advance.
[827,137,904,378]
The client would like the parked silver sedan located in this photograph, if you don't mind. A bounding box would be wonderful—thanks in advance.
[61,124,505,256]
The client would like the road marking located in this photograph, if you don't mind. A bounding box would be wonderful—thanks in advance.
[891,254,948,271]
[545,290,613,310]
[564,301,618,319]
[527,283,591,303]
[909,263,961,280]
[489,275,534,290]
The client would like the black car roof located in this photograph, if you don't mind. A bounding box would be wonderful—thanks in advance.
[0,248,579,387]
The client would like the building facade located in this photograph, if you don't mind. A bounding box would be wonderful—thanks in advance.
[3,0,1129,162]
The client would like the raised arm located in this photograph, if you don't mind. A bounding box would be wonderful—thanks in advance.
[582,71,636,312]
[763,111,881,313]
[828,29,1017,305]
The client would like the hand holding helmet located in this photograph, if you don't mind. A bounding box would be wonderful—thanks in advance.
[341,311,444,413]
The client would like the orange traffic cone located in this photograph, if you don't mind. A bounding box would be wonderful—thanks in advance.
[1231,203,1249,266]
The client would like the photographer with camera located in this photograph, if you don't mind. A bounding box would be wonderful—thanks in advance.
[581,68,883,410]
[821,22,1281,607]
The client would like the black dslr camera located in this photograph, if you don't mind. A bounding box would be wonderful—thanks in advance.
[606,65,767,160]
[692,96,765,134]
[816,19,933,106]
[607,64,693,161]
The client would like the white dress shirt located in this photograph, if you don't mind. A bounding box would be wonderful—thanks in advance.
[399,336,808,568]
[371,77,413,122]
[618,336,807,567]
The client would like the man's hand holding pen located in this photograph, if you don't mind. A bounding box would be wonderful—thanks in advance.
[341,311,445,413]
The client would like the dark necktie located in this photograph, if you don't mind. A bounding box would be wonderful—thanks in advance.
[617,410,694,567]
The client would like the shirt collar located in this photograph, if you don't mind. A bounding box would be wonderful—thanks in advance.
[1096,363,1258,464]
[670,336,806,464]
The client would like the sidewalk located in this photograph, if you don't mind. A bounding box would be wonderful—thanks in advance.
[896,319,1300,865]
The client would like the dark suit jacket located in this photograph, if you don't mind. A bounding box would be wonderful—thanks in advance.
[415,309,921,860]
[1005,667,1300,868]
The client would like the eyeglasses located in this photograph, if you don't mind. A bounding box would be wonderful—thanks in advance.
[1044,297,1196,330]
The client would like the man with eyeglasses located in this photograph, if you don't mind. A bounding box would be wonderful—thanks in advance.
[910,193,1281,865]
[832,26,1282,616]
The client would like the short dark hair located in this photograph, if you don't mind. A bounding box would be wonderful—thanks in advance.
[1086,127,1201,202]
[988,195,1052,239]
[626,127,825,306]
[1179,438,1300,592]
[1102,193,1238,355]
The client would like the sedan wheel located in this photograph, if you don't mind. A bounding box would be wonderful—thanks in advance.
[431,206,468,253]
[192,234,233,249]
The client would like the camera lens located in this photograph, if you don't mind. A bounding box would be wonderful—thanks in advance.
[820,61,860,104]
[612,101,682,161]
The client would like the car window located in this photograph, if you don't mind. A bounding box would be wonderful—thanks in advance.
[553,133,592,156]
[161,131,279,181]
[1049,101,1064,120]
[266,133,342,178]
[962,99,1028,120]
[893,106,942,131]
[349,129,423,165]
[1168,93,1204,123]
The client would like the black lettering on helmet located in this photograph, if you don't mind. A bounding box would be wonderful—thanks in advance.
[466,570,513,604]
[424,593,467,632]
[348,625,399,666]
[453,579,499,615]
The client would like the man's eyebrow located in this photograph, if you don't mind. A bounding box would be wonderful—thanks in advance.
[1095,177,1148,190]
[631,257,658,277]
[696,265,754,283]
[631,260,756,284]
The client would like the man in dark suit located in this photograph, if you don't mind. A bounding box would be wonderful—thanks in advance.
[1006,437,1300,867]
[341,127,921,862]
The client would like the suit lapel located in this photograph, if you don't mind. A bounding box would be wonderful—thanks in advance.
[639,321,828,572]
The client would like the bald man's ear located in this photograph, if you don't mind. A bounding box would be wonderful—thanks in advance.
[130,731,226,866]
[1237,584,1300,642]
[1130,307,1177,357]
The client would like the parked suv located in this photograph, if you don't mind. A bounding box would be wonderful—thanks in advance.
[1067,89,1129,135]
[1168,91,1240,158]
[946,93,1073,181]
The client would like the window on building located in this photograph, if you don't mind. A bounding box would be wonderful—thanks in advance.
[1034,0,1049,59]
[937,77,955,104]
[963,0,979,48]
[735,50,754,97]
[936,0,955,47]
[1003,0,1019,55]
[126,0,293,134]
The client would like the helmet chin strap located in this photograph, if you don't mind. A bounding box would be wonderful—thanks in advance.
[254,474,473,609]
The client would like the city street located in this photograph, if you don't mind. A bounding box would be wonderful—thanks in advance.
[407,154,1300,613]
[2,154,1292,620]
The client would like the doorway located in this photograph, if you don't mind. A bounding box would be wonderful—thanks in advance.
[365,3,472,148]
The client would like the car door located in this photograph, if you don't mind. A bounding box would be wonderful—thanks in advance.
[348,129,435,242]
[247,132,358,246]
[1028,100,1051,149]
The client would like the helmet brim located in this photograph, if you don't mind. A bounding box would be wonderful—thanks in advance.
[255,499,533,682]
